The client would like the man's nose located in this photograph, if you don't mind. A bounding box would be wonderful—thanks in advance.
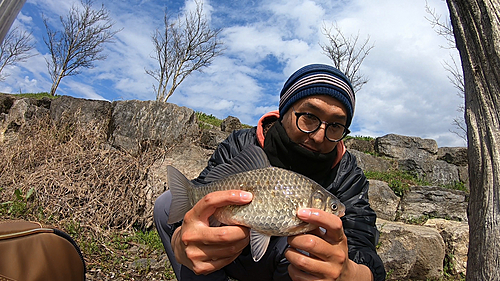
[309,122,327,142]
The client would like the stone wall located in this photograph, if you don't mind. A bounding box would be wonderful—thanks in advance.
[346,136,469,279]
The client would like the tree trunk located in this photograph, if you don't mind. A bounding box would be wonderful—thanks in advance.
[0,0,27,44]
[446,0,500,280]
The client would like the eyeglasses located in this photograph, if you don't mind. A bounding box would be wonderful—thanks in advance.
[293,109,350,142]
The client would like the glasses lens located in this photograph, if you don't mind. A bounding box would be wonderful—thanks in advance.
[295,112,348,142]
[325,124,346,141]
[297,113,320,132]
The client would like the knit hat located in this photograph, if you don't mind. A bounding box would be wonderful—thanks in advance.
[279,64,355,128]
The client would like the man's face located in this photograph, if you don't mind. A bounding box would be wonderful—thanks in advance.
[281,95,348,154]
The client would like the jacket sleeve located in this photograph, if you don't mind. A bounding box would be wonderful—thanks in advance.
[330,151,386,281]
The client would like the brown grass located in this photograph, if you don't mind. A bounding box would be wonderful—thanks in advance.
[0,114,174,279]
[0,114,162,230]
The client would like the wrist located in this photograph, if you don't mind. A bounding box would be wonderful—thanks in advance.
[344,259,374,281]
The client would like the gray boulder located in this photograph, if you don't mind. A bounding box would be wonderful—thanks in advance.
[142,144,213,228]
[344,138,375,154]
[199,129,230,149]
[368,180,400,221]
[425,159,461,186]
[110,100,199,155]
[397,158,461,186]
[1,98,50,142]
[376,219,445,280]
[398,186,468,222]
[424,219,469,276]
[0,94,15,114]
[50,95,112,131]
[438,147,468,166]
[220,116,242,132]
[350,149,393,173]
[375,134,438,161]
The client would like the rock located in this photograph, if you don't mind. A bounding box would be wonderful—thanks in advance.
[220,116,242,132]
[424,159,461,186]
[0,94,15,114]
[398,186,468,222]
[1,98,49,142]
[397,158,461,186]
[457,166,469,189]
[424,219,469,276]
[350,149,393,173]
[368,180,400,221]
[111,100,199,155]
[422,160,460,185]
[438,147,468,166]
[376,219,446,280]
[375,134,438,161]
[199,129,230,149]
[344,138,375,154]
[129,258,155,270]
[142,144,213,228]
[50,95,112,132]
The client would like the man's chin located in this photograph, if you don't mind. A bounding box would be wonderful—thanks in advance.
[300,144,320,153]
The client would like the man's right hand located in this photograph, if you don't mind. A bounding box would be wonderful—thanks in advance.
[171,190,253,275]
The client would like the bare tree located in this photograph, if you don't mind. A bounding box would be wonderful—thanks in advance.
[320,23,374,93]
[43,0,120,96]
[446,0,500,280]
[146,0,224,102]
[425,1,467,142]
[0,26,36,81]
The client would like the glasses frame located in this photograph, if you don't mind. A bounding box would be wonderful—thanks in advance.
[293,110,350,142]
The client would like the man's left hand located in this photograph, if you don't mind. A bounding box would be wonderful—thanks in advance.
[285,208,374,281]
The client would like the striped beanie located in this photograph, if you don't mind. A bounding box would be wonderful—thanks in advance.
[279,64,355,128]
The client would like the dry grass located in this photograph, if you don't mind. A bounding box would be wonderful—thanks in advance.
[0,114,174,279]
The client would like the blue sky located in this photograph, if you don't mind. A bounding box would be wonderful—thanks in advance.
[2,0,466,147]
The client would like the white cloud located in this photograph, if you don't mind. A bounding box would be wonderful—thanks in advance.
[65,80,107,100]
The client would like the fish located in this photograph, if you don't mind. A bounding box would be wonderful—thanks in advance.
[167,144,345,262]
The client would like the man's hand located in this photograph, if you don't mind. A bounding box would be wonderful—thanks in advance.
[171,190,252,275]
[285,208,374,281]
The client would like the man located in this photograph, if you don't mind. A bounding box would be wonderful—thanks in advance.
[154,64,385,281]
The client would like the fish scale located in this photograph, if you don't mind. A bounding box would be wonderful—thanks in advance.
[198,167,320,236]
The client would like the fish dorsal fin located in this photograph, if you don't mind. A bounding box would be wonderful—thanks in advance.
[250,229,271,262]
[205,145,270,182]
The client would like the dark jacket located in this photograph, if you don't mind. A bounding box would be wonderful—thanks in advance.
[192,127,386,281]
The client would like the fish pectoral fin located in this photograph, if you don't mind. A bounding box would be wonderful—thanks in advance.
[250,230,271,262]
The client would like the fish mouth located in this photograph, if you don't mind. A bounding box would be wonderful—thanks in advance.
[338,209,345,218]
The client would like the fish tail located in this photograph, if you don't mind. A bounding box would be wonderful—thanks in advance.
[167,166,194,224]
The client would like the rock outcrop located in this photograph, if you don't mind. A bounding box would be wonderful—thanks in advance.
[351,135,469,279]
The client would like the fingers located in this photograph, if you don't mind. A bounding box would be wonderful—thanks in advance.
[182,223,249,244]
[297,208,345,243]
[287,260,314,281]
[190,190,253,223]
[182,226,249,275]
[287,233,347,266]
[285,208,349,279]
[175,190,253,275]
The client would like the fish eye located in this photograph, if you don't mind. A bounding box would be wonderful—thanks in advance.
[331,203,338,211]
